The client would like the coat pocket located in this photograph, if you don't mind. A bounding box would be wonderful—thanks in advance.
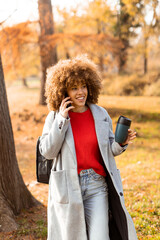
[51,170,69,204]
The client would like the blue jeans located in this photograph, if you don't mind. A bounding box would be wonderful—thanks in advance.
[78,168,110,240]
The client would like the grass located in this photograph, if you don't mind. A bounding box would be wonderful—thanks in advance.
[0,83,159,239]
[98,95,160,240]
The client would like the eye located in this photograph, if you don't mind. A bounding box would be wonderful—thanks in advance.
[72,87,77,90]
[82,85,87,88]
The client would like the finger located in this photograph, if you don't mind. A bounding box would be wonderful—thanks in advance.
[129,134,137,138]
[61,97,71,107]
[128,133,136,138]
[128,129,136,135]
[131,133,137,138]
[64,96,71,100]
[129,136,136,141]
[63,101,73,108]
[128,134,137,141]
[128,132,137,137]
[130,133,137,137]
[125,135,136,144]
[63,106,75,113]
[67,106,75,111]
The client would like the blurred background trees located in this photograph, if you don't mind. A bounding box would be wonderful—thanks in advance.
[38,0,57,105]
[0,0,160,102]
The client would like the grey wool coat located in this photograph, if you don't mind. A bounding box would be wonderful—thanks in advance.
[39,103,138,240]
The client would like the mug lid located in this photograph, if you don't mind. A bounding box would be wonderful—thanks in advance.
[118,116,131,126]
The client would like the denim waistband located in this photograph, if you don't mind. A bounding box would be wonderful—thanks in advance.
[79,168,96,176]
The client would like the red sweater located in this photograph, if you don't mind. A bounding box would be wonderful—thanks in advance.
[69,108,106,176]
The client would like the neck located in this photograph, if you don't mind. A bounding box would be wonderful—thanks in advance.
[71,105,88,113]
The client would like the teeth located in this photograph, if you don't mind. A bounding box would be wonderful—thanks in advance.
[77,97,84,100]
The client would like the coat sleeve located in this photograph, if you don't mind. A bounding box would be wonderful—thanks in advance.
[39,111,70,159]
[107,114,128,156]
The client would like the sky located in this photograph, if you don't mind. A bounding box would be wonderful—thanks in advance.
[0,0,158,27]
[0,0,89,26]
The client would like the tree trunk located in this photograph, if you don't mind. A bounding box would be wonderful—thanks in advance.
[144,53,147,74]
[0,55,39,232]
[144,36,148,74]
[66,50,70,59]
[118,39,128,73]
[22,77,28,87]
[117,0,130,73]
[96,19,104,72]
[38,0,57,105]
[99,55,104,72]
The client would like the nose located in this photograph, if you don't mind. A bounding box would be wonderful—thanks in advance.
[77,87,83,94]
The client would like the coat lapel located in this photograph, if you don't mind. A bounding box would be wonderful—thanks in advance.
[89,103,110,170]
[65,123,77,166]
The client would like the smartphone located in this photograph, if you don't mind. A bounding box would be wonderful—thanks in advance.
[65,93,72,108]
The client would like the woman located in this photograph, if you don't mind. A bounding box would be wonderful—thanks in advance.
[39,55,137,240]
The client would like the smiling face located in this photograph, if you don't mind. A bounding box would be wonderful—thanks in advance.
[67,83,88,112]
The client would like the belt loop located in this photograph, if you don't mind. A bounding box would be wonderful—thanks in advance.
[79,168,94,176]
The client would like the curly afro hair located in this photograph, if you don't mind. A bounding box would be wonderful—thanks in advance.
[45,55,102,111]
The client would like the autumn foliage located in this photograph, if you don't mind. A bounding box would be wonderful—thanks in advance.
[0,0,160,90]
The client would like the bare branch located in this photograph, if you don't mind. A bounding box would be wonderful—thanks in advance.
[0,9,17,26]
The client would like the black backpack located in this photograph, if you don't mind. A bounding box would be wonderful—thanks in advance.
[36,137,53,184]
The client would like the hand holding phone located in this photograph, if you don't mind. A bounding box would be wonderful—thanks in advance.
[65,93,72,108]
[59,94,74,118]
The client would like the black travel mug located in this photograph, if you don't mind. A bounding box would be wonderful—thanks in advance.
[115,116,131,144]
